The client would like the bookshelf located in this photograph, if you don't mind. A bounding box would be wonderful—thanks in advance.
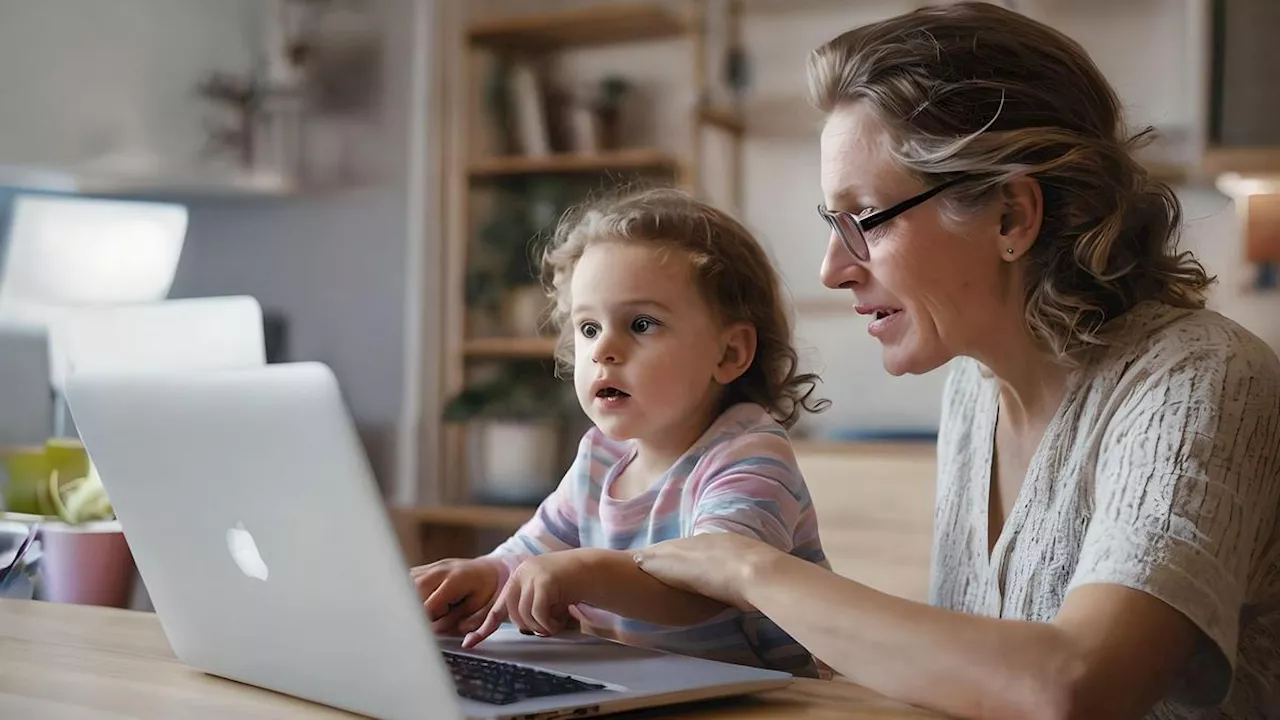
[468,2,689,51]
[403,1,746,565]
[462,337,560,359]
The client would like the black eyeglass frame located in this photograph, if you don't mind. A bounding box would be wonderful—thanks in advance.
[818,175,969,261]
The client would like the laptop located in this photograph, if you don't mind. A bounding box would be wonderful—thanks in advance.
[64,362,793,720]
[48,294,266,438]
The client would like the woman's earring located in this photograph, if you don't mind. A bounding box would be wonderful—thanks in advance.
[1005,247,1015,256]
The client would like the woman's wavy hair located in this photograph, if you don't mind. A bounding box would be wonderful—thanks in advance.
[540,187,828,428]
[808,1,1213,361]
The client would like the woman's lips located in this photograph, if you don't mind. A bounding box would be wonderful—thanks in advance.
[854,305,905,338]
[867,308,904,338]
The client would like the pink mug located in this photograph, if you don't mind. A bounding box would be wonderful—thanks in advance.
[38,521,135,608]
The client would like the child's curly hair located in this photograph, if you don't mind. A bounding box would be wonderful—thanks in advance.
[540,187,828,429]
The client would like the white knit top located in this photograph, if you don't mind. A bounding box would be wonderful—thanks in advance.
[931,302,1280,719]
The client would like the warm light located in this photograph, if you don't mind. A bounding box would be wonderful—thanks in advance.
[1214,172,1280,198]
[0,194,187,308]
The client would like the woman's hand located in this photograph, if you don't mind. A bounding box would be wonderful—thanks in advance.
[410,558,501,635]
[462,549,594,648]
[632,533,780,611]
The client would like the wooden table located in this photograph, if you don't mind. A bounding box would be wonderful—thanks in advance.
[0,599,939,719]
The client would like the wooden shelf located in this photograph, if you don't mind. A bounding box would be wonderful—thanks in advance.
[1201,147,1280,177]
[463,336,559,358]
[0,164,300,198]
[469,149,681,179]
[469,2,688,52]
[698,106,746,135]
[394,504,536,530]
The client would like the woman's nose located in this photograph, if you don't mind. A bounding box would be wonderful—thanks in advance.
[820,231,865,290]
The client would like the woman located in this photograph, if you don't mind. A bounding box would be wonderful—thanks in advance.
[633,3,1280,719]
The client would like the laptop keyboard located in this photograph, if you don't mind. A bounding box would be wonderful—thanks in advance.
[442,651,608,706]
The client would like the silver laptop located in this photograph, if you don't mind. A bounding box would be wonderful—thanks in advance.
[64,362,792,720]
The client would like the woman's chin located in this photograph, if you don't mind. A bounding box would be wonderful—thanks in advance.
[881,354,913,377]
[880,341,947,377]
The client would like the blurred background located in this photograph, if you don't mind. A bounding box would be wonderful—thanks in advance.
[1,0,1277,607]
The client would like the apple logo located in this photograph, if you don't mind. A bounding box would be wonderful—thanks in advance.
[226,522,269,581]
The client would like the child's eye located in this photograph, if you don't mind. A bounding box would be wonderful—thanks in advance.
[579,321,600,339]
[630,316,658,334]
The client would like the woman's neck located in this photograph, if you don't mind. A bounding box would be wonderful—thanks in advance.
[973,321,1071,430]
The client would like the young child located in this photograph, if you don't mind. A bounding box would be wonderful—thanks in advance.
[411,187,830,677]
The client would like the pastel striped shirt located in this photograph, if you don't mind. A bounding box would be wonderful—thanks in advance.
[485,402,829,677]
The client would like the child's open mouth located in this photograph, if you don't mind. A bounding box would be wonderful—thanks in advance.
[595,386,631,405]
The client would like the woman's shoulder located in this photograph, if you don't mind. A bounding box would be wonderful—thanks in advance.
[1097,301,1280,382]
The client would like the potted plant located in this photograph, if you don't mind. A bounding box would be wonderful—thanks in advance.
[468,179,572,339]
[444,367,572,506]
[1,439,135,608]
[596,75,633,150]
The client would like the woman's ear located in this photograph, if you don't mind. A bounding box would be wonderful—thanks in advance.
[997,176,1043,261]
[714,322,756,385]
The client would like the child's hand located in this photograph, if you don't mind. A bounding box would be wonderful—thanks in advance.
[410,558,500,635]
[461,550,595,648]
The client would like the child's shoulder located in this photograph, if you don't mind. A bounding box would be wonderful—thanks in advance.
[695,402,799,468]
[708,402,792,441]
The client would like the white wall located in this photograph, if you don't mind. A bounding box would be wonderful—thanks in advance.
[169,0,433,498]
[0,0,259,178]
[0,0,439,502]
[739,2,946,439]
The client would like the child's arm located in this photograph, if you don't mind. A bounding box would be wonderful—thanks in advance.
[414,434,596,633]
[685,431,812,553]
[481,433,598,584]
[482,485,581,584]
[682,430,825,675]
[463,547,728,646]
[590,431,814,623]
[570,549,729,625]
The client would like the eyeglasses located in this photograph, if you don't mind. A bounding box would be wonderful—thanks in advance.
[818,175,969,261]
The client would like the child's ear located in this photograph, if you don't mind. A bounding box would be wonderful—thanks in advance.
[714,322,756,385]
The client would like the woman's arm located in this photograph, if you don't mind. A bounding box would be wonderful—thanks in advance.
[463,548,727,646]
[573,549,728,625]
[636,534,1198,720]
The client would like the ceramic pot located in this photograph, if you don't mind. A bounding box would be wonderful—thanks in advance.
[467,419,560,506]
[38,520,135,608]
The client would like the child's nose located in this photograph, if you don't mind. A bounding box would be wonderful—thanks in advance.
[591,333,622,364]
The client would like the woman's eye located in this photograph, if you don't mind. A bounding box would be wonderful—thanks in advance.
[834,213,860,236]
[579,322,600,339]
[631,316,657,334]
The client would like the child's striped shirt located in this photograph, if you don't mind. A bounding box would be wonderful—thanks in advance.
[486,402,829,677]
